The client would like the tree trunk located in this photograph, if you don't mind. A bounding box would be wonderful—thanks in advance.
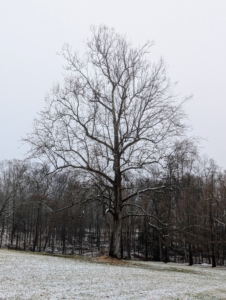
[120,228,123,259]
[0,217,5,248]
[164,245,169,263]
[143,219,148,261]
[159,239,163,261]
[109,213,122,258]
[211,230,216,267]
[62,227,66,254]
[188,244,193,266]
[126,221,131,259]
[212,253,216,267]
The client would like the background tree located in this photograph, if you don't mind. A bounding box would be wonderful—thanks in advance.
[24,25,188,258]
[0,160,28,248]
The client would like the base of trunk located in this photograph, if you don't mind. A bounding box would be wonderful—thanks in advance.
[109,217,122,259]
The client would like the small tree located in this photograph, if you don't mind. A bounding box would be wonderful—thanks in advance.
[24,25,188,258]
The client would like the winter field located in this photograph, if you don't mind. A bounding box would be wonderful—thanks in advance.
[1,250,226,299]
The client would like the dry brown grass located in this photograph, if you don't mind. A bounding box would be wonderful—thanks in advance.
[93,255,128,265]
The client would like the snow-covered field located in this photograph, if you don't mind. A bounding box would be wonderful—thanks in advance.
[0,250,226,299]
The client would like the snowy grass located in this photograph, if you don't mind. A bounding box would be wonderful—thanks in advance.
[0,249,226,299]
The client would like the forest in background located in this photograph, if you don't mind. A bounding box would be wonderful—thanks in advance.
[1,139,226,267]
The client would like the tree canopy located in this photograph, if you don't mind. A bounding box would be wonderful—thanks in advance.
[25,25,189,258]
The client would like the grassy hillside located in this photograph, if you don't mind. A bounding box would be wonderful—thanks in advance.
[0,250,226,299]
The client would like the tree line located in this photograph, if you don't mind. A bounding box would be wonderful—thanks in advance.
[1,142,226,267]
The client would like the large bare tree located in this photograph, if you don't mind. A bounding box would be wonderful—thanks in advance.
[24,25,188,258]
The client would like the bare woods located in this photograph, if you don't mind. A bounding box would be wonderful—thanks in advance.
[0,152,225,267]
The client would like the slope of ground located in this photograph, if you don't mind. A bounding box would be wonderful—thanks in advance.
[0,249,226,299]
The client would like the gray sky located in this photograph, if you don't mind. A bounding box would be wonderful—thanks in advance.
[1,0,226,168]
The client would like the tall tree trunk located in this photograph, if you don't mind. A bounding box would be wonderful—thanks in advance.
[62,226,66,254]
[188,244,193,266]
[212,253,216,267]
[159,239,163,261]
[145,220,148,261]
[120,227,123,259]
[164,244,169,263]
[0,217,5,248]
[109,213,122,258]
[126,219,131,259]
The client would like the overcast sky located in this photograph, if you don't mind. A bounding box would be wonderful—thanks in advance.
[1,0,226,168]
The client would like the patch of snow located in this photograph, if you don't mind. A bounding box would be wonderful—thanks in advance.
[0,250,226,299]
